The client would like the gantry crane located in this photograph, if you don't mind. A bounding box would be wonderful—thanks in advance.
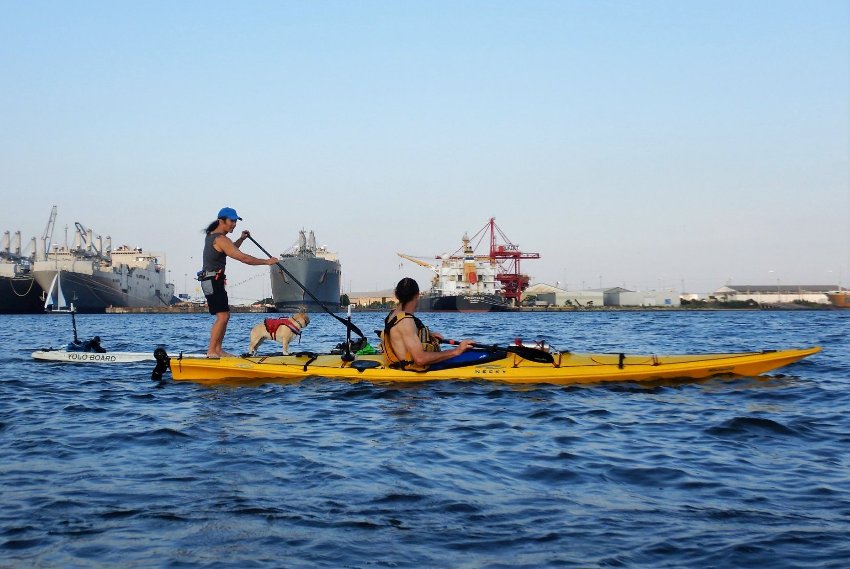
[396,252,438,271]
[457,217,540,304]
[397,218,540,306]
[41,205,57,257]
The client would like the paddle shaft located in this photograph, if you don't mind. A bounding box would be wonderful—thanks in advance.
[440,338,554,364]
[248,235,365,339]
[70,309,79,343]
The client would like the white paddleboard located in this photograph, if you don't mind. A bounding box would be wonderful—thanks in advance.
[31,351,209,363]
[32,350,155,363]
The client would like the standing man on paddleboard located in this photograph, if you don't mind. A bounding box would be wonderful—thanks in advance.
[381,277,474,370]
[201,207,278,357]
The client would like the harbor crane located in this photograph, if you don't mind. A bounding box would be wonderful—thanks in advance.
[484,217,540,305]
[41,205,57,258]
[397,218,540,306]
[396,252,438,272]
[454,217,540,304]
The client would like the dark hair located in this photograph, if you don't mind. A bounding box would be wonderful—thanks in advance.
[395,278,420,305]
[204,219,223,235]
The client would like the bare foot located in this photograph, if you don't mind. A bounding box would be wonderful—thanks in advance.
[206,351,236,359]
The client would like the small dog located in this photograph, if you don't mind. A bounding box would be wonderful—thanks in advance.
[247,311,310,355]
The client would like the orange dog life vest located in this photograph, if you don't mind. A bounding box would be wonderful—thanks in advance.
[263,318,303,340]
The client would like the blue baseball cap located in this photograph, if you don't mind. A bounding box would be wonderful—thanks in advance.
[217,207,242,221]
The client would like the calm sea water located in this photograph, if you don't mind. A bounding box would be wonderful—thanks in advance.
[2,310,849,568]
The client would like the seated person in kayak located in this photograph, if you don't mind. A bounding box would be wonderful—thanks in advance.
[381,277,473,371]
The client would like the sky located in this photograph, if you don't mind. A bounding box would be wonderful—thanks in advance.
[2,1,848,303]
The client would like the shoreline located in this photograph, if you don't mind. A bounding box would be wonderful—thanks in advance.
[88,304,844,314]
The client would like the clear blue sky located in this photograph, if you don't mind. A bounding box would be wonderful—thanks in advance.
[2,1,848,302]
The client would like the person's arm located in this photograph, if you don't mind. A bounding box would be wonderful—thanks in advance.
[397,319,472,367]
[233,230,249,249]
[215,235,277,266]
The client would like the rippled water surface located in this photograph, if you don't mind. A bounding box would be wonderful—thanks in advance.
[2,310,849,567]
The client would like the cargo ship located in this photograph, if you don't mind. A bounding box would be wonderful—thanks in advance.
[32,221,175,313]
[827,290,850,308]
[270,230,341,312]
[398,218,539,312]
[0,231,44,314]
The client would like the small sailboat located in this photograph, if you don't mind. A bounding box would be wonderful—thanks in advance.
[44,272,84,345]
[34,272,108,356]
[43,272,75,314]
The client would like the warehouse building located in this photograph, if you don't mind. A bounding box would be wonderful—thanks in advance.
[603,287,680,307]
[712,285,837,305]
[523,284,680,308]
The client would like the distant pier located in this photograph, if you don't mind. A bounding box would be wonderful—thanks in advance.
[106,303,276,314]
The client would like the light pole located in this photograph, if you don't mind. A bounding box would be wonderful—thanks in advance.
[188,256,194,299]
[828,268,844,291]
[769,270,780,302]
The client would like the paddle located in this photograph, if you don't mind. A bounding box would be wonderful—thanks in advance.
[439,338,555,364]
[248,235,365,339]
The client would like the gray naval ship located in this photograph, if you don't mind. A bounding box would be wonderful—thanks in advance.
[270,230,341,312]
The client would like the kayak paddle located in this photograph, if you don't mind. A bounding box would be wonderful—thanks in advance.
[440,338,554,364]
[248,235,365,339]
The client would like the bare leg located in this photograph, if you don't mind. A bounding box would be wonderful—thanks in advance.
[207,311,230,357]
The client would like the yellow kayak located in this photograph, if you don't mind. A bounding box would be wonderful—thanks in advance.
[153,346,821,386]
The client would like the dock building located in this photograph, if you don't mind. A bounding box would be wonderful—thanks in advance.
[522,284,680,308]
[712,285,837,305]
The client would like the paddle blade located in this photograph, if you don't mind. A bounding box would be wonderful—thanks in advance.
[440,338,555,365]
[505,345,554,364]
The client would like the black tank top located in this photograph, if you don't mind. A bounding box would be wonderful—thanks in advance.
[203,232,227,272]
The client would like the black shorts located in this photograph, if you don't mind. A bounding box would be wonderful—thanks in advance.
[206,276,229,315]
